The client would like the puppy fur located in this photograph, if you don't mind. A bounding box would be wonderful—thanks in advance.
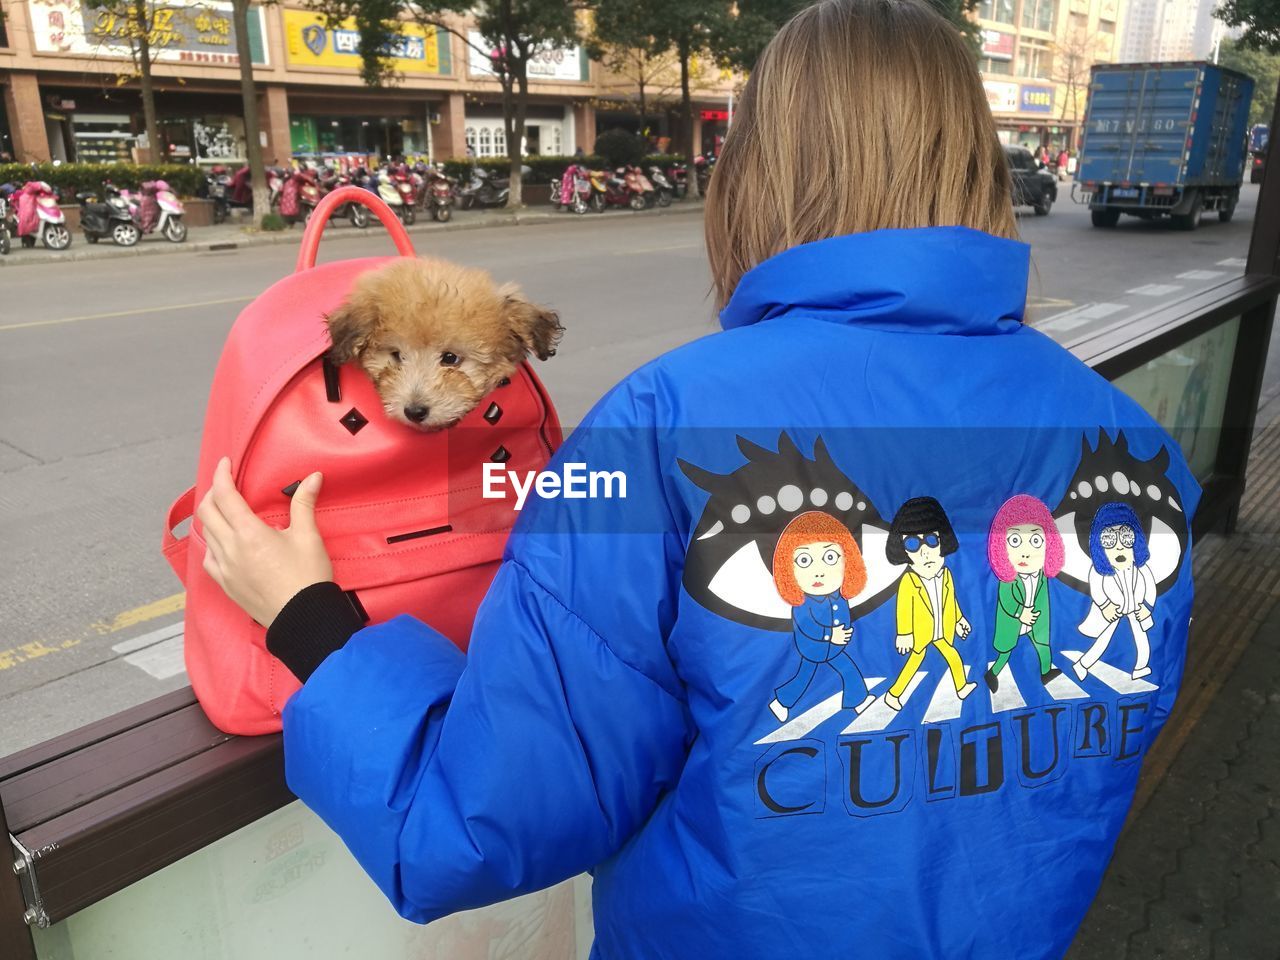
[325,257,562,430]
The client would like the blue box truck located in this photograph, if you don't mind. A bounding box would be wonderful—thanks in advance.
[1076,61,1254,230]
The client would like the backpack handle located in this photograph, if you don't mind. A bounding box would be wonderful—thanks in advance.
[295,185,416,273]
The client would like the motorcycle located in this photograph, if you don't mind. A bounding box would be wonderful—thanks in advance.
[78,187,139,246]
[456,166,511,210]
[420,166,456,222]
[694,154,716,196]
[15,181,71,250]
[137,180,188,242]
[665,161,689,199]
[554,164,592,215]
[0,184,13,255]
[388,166,419,224]
[205,164,234,224]
[646,165,674,207]
[316,166,370,228]
[585,168,637,212]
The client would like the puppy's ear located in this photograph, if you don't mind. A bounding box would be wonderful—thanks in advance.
[325,295,378,364]
[499,285,563,361]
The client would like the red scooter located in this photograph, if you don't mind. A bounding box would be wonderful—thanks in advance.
[586,168,641,212]
[419,166,455,222]
[317,166,371,228]
[14,181,71,250]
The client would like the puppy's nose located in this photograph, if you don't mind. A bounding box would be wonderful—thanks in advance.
[404,404,430,423]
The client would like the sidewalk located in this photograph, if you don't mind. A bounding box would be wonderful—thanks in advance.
[1067,387,1280,958]
[0,199,704,268]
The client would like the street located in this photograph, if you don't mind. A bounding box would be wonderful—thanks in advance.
[1,188,1276,754]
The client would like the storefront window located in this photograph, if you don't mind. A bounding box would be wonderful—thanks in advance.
[71,114,135,164]
[494,125,506,156]
[1017,43,1052,78]
[479,127,493,156]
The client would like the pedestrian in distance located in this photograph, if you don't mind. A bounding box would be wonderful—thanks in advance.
[196,0,1199,957]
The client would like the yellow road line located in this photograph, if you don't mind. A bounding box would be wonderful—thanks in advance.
[0,593,186,672]
[0,295,252,332]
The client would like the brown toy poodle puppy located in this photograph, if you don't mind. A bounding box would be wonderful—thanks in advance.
[325,257,563,431]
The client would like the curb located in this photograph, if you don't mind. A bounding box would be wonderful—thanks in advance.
[0,200,706,269]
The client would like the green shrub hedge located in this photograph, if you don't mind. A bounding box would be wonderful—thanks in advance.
[0,163,206,199]
[440,154,687,185]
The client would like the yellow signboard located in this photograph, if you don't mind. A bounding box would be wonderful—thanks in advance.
[282,9,447,75]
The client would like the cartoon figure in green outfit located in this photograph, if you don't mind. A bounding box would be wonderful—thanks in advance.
[985,494,1065,693]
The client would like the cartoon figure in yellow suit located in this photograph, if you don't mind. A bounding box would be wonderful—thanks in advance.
[883,497,978,711]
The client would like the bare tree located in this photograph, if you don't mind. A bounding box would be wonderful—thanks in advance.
[1052,21,1102,141]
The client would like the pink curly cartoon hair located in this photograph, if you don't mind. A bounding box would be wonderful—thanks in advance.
[988,494,1065,582]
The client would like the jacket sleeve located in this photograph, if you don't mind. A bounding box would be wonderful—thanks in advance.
[280,372,693,924]
[894,579,912,645]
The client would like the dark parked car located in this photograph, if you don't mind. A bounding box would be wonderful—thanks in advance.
[1004,145,1057,215]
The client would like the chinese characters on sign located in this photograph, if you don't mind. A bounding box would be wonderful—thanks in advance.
[282,10,445,74]
[1020,86,1055,114]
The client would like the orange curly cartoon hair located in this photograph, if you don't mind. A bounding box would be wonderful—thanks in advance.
[772,511,867,606]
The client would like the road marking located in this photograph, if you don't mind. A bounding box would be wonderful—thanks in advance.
[0,296,252,333]
[1039,302,1126,332]
[91,593,185,635]
[0,594,185,673]
[1217,257,1248,267]
[1176,269,1226,280]
[110,619,184,655]
[1127,283,1183,297]
[121,636,187,680]
[755,677,887,745]
[1027,296,1074,309]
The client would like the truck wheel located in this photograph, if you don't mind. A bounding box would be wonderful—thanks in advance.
[1219,193,1239,223]
[1034,195,1052,216]
[1091,209,1120,228]
[1172,210,1200,231]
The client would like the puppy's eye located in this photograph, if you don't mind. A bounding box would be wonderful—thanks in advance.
[390,350,402,363]
[441,352,460,366]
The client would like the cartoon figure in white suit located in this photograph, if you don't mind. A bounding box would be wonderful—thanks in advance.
[1073,501,1158,682]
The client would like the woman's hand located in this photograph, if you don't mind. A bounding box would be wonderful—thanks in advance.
[196,457,333,629]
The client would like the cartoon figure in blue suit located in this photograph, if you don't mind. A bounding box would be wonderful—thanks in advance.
[768,510,877,722]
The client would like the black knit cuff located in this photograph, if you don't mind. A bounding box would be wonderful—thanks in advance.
[266,581,367,683]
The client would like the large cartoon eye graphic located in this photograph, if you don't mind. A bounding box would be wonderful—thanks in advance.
[795,553,813,568]
[678,433,901,631]
[822,549,841,566]
[1053,430,1187,596]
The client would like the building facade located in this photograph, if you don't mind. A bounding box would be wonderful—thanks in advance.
[975,0,1125,152]
[0,1,736,166]
[1119,0,1222,62]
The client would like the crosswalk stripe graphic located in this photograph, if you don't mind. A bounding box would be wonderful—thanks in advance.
[842,672,928,734]
[922,665,972,724]
[755,678,887,745]
[1061,651,1159,694]
[987,660,1028,713]
[1046,658,1089,700]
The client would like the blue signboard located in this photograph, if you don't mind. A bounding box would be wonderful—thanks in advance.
[1020,85,1054,114]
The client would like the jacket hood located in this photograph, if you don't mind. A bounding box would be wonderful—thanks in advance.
[719,226,1030,336]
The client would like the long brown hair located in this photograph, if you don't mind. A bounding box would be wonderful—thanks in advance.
[705,0,1019,309]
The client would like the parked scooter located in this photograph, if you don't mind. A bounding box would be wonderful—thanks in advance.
[389,164,420,218]
[137,180,188,242]
[205,165,233,224]
[14,181,71,250]
[585,168,637,212]
[0,184,14,255]
[553,163,592,214]
[456,166,511,209]
[665,160,689,199]
[420,166,455,222]
[317,166,370,228]
[694,154,716,195]
[646,165,674,207]
[375,168,413,224]
[78,187,139,246]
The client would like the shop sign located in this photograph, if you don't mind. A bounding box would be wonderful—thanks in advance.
[283,9,447,74]
[984,80,1020,113]
[468,31,587,82]
[29,0,267,65]
[1020,85,1054,114]
[981,29,1014,60]
[701,110,729,121]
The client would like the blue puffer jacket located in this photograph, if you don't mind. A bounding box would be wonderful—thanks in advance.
[284,227,1199,959]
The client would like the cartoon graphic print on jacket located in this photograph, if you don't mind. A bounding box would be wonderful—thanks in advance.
[986,494,1066,694]
[1073,501,1159,682]
[883,497,978,710]
[769,511,878,722]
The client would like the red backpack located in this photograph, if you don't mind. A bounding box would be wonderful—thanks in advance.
[162,188,562,735]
